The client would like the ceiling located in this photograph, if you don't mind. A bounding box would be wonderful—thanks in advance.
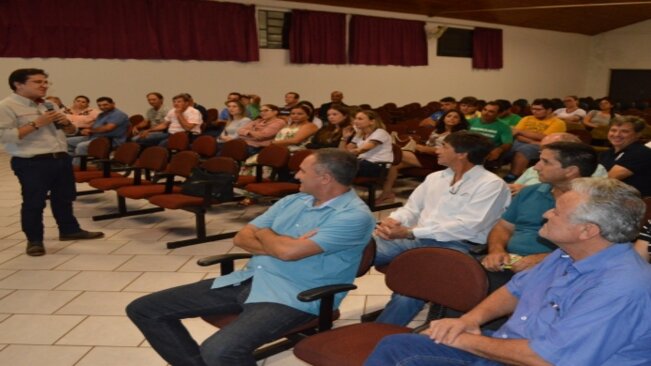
[283,0,651,35]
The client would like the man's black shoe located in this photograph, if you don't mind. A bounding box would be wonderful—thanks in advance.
[59,230,105,241]
[26,242,46,257]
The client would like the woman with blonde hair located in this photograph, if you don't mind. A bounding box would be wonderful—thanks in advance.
[340,110,392,177]
[217,100,251,143]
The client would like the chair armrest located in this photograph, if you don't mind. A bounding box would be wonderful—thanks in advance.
[197,253,252,275]
[297,284,358,303]
[297,283,358,332]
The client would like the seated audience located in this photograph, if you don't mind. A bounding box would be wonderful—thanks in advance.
[505,98,566,182]
[482,142,598,291]
[377,109,469,203]
[67,96,129,163]
[133,93,202,147]
[459,96,481,120]
[553,95,586,129]
[131,92,168,136]
[298,100,324,129]
[318,90,347,122]
[215,92,242,133]
[468,101,513,164]
[510,133,607,195]
[127,149,375,366]
[495,99,521,127]
[237,104,286,156]
[373,132,511,325]
[599,115,651,196]
[217,100,251,144]
[241,94,260,120]
[62,95,100,129]
[366,178,651,366]
[583,97,619,144]
[307,104,352,149]
[420,96,457,127]
[279,91,300,119]
[271,104,318,152]
[340,110,393,178]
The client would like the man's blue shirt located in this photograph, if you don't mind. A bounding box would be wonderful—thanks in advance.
[92,108,129,144]
[498,244,651,365]
[211,190,375,315]
[502,183,556,255]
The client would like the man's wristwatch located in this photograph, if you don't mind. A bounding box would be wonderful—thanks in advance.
[28,122,39,130]
[406,229,416,240]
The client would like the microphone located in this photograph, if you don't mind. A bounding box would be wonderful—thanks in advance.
[43,101,55,111]
[43,101,65,129]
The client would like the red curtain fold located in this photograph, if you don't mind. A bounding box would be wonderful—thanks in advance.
[0,0,259,62]
[289,10,346,65]
[349,15,427,66]
[472,27,503,69]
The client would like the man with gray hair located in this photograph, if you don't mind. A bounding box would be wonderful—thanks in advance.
[127,148,375,365]
[366,177,651,366]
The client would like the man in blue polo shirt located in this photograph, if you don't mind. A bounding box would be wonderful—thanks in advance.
[127,148,375,366]
[481,141,597,289]
[366,178,651,365]
[67,96,129,163]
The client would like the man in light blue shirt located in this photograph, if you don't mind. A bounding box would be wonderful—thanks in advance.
[127,148,375,366]
[365,178,651,366]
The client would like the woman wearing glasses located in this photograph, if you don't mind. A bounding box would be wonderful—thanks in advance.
[237,104,286,156]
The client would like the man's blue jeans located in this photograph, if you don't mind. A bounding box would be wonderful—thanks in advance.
[10,155,81,242]
[374,236,474,326]
[364,333,503,365]
[126,278,315,366]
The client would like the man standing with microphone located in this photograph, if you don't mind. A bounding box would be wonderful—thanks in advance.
[0,68,103,256]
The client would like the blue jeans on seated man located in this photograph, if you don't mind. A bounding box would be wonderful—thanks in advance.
[364,333,503,366]
[126,278,315,366]
[374,236,474,326]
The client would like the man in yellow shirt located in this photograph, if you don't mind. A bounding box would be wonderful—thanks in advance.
[504,98,566,182]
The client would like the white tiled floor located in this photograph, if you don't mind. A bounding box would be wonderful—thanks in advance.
[0,150,411,365]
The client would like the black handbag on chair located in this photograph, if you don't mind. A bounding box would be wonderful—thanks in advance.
[180,167,234,201]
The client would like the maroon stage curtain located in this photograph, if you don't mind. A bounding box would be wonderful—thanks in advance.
[349,15,427,66]
[472,27,503,69]
[289,10,346,64]
[0,0,259,62]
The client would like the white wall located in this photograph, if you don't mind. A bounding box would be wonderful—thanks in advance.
[584,19,651,97]
[0,0,594,115]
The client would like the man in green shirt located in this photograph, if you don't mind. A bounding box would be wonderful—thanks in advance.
[469,101,513,163]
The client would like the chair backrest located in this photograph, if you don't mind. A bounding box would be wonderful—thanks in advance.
[86,137,111,159]
[166,150,200,177]
[167,131,190,152]
[385,247,488,313]
[644,196,651,223]
[391,143,403,165]
[201,157,240,176]
[206,108,219,124]
[135,146,169,171]
[112,142,141,165]
[356,238,376,277]
[191,135,218,158]
[258,144,291,169]
[287,149,314,172]
[219,139,249,162]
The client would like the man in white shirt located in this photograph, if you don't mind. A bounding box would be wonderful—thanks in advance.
[374,131,511,325]
[158,93,202,147]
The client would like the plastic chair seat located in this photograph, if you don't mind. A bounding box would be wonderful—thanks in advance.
[89,177,153,191]
[75,171,122,183]
[117,185,182,199]
[236,175,270,187]
[148,194,206,210]
[294,322,410,366]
